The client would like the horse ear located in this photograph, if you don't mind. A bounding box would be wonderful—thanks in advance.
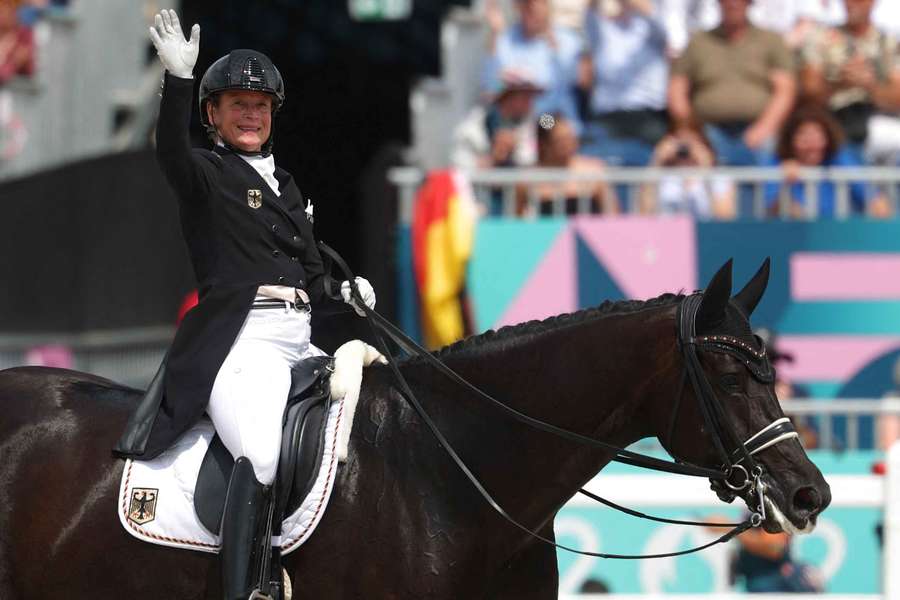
[733,257,771,318]
[696,259,733,330]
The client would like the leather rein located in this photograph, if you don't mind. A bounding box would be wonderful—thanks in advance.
[319,243,799,559]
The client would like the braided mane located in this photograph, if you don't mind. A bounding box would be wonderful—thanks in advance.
[415,293,686,362]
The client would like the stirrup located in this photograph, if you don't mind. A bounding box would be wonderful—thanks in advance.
[248,591,275,600]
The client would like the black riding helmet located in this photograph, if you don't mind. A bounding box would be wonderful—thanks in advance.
[199,49,284,156]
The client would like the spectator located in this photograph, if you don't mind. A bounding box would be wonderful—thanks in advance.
[756,326,819,449]
[668,0,796,167]
[579,0,670,167]
[579,577,611,593]
[731,526,824,592]
[517,113,617,216]
[638,125,736,219]
[877,356,900,450]
[483,0,584,134]
[799,0,900,164]
[451,68,542,170]
[764,104,890,217]
[662,0,842,58]
[0,0,35,85]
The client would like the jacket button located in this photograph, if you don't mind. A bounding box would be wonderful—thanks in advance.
[278,276,285,284]
[272,224,278,232]
[291,256,298,262]
[272,249,280,257]
[292,235,300,243]
[297,279,305,287]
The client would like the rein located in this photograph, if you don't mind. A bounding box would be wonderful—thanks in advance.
[319,243,798,559]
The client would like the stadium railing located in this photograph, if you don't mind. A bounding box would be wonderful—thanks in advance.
[388,166,900,222]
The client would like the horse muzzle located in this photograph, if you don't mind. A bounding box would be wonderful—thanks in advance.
[757,474,831,534]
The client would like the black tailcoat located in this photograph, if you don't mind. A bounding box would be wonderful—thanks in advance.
[115,74,331,459]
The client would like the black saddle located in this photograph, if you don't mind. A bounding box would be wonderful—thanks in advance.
[194,355,335,535]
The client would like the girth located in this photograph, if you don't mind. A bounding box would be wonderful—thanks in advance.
[193,355,334,535]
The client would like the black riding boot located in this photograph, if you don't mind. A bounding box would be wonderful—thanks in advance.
[220,457,277,600]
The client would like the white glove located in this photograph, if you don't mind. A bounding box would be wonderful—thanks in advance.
[340,277,376,317]
[149,9,200,79]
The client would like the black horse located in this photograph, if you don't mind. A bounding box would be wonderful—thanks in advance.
[0,260,829,599]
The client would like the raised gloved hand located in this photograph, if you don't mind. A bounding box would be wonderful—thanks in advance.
[149,9,199,79]
[340,277,376,317]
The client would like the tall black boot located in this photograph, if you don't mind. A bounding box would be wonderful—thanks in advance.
[220,457,276,600]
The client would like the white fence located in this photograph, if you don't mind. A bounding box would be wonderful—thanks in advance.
[555,442,900,599]
[388,166,900,223]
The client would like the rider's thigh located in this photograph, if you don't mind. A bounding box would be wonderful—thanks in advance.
[207,342,291,485]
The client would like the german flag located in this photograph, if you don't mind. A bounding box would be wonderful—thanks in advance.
[412,169,477,349]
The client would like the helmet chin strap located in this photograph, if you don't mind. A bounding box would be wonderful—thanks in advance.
[212,132,275,158]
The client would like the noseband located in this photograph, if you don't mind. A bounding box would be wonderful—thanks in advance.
[673,293,799,524]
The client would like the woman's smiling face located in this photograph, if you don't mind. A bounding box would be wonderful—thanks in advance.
[207,90,273,152]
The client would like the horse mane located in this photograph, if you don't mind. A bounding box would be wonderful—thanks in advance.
[422,292,686,362]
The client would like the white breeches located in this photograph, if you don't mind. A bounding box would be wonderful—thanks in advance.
[207,303,324,485]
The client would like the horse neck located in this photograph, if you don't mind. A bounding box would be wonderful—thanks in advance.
[430,303,681,524]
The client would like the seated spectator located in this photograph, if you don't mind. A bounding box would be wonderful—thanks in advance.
[731,525,824,592]
[662,0,842,58]
[638,126,736,219]
[579,0,670,167]
[451,69,542,170]
[0,0,35,85]
[483,0,584,134]
[800,0,900,164]
[517,113,617,216]
[756,326,819,449]
[764,104,890,217]
[668,0,796,167]
[578,577,611,593]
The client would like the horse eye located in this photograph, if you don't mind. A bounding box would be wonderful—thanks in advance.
[720,374,741,392]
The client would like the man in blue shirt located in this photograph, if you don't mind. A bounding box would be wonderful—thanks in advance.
[580,0,670,166]
[482,0,584,135]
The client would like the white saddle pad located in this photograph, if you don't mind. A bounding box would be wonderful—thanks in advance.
[117,399,344,555]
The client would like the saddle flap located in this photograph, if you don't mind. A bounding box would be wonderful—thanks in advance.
[193,356,334,535]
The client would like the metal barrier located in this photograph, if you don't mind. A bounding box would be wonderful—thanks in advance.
[782,398,900,452]
[0,326,173,389]
[388,166,900,223]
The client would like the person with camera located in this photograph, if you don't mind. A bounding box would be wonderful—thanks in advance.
[638,126,736,218]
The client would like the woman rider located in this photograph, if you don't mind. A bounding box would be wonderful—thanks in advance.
[114,9,376,599]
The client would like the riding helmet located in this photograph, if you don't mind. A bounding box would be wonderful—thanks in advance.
[199,49,284,155]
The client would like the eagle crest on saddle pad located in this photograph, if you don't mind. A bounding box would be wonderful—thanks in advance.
[128,488,159,525]
[116,341,385,555]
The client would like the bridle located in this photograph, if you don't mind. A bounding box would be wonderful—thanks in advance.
[670,293,799,526]
[320,244,801,559]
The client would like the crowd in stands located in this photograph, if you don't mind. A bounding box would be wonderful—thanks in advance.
[0,0,67,161]
[452,0,900,219]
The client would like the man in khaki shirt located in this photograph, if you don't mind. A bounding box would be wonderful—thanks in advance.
[668,0,796,166]
[799,0,900,159]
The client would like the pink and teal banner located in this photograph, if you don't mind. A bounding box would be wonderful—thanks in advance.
[461,217,900,427]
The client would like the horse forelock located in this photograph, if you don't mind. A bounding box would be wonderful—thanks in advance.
[421,293,687,363]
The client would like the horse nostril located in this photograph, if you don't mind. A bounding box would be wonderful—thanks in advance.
[793,486,821,515]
